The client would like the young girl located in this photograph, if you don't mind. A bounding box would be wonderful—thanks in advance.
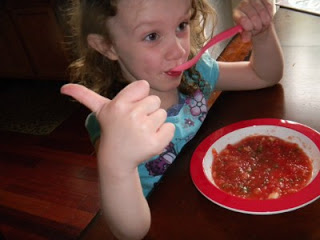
[61,0,283,239]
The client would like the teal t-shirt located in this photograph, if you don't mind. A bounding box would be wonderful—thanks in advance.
[85,53,219,197]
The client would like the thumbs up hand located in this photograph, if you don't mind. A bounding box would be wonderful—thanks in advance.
[61,80,175,174]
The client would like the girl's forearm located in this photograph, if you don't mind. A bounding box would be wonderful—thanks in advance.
[250,24,284,85]
[98,158,151,240]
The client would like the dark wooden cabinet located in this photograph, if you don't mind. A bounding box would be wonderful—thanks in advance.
[0,10,34,78]
[0,0,70,80]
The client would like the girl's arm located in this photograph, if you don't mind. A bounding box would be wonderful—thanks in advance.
[61,80,175,240]
[95,139,151,240]
[216,0,284,91]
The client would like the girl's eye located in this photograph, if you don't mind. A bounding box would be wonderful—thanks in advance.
[177,22,189,32]
[144,33,159,42]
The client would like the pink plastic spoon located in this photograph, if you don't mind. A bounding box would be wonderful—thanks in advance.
[168,25,243,75]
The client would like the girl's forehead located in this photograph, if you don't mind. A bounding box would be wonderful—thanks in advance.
[105,0,192,42]
[116,0,161,12]
[117,0,145,8]
[115,0,192,22]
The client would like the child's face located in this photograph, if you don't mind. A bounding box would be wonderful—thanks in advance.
[106,0,192,94]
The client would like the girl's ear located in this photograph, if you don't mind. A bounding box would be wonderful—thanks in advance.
[87,34,118,60]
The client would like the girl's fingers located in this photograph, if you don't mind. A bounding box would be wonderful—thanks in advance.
[61,83,109,113]
[261,0,274,26]
[234,0,274,41]
[233,9,253,41]
[147,108,168,131]
[261,0,274,17]
[238,1,260,31]
[250,0,272,26]
[154,122,175,154]
[134,95,161,117]
[233,7,253,31]
[61,80,151,114]
[241,31,252,43]
[114,80,150,104]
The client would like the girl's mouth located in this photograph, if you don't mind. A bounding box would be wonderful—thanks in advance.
[166,70,182,77]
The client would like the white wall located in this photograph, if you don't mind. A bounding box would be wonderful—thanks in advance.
[207,0,235,59]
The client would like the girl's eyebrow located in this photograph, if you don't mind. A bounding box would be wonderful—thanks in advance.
[133,6,192,33]
[133,20,159,33]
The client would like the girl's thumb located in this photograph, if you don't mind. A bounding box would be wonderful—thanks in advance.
[61,83,110,113]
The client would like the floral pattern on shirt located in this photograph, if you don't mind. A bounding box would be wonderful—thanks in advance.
[145,142,177,176]
[184,118,194,127]
[186,89,207,122]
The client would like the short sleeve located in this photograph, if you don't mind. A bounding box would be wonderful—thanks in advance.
[195,52,220,88]
[85,112,101,145]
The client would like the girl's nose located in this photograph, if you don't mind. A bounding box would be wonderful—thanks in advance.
[165,36,187,61]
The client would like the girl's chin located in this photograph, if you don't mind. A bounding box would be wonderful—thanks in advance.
[150,79,182,94]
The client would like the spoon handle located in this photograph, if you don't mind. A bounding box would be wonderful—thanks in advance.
[171,25,243,72]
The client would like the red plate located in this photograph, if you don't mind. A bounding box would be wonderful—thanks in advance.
[190,118,320,214]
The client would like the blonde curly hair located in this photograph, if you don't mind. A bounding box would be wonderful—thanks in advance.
[67,0,216,98]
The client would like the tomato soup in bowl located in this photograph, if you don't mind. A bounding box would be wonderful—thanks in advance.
[190,119,320,214]
[210,135,313,200]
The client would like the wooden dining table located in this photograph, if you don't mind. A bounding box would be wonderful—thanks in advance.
[79,7,320,240]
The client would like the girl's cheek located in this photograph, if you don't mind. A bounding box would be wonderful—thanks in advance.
[186,37,191,53]
[142,51,163,67]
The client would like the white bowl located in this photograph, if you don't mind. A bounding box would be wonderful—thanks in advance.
[190,118,320,215]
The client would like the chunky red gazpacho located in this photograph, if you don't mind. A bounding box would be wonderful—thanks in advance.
[211,135,313,200]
